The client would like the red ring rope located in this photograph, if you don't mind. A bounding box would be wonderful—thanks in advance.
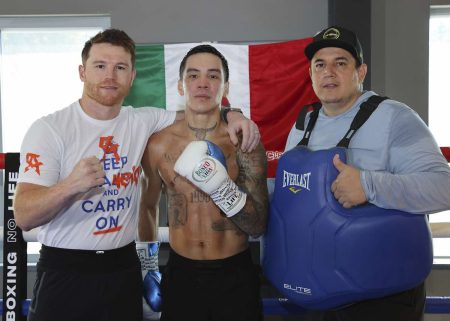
[0,153,4,170]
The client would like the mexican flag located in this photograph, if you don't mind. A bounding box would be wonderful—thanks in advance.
[124,38,318,178]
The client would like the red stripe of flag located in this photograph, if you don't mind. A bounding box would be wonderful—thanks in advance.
[441,147,450,163]
[249,38,318,178]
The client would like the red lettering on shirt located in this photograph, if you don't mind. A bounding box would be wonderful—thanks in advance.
[99,136,120,162]
[24,153,44,175]
[111,165,141,189]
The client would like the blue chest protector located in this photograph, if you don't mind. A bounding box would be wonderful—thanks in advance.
[262,96,433,310]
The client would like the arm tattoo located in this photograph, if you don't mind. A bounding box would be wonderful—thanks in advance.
[235,151,264,186]
[230,147,269,237]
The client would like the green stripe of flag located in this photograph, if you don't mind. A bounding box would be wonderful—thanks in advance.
[124,44,166,108]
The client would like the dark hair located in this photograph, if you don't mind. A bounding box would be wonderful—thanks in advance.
[179,44,229,82]
[81,28,136,68]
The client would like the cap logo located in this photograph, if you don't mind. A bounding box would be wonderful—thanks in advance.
[323,28,340,40]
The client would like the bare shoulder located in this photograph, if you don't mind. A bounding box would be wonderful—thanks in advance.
[146,122,183,154]
[143,122,189,174]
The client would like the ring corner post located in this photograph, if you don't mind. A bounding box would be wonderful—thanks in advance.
[2,153,28,321]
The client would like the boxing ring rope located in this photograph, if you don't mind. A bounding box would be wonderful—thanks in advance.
[2,151,450,319]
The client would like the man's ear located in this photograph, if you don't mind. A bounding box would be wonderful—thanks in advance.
[357,63,368,85]
[223,82,229,98]
[177,79,184,96]
[79,65,86,82]
[130,68,137,87]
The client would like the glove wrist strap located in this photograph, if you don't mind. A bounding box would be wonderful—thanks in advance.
[210,177,247,217]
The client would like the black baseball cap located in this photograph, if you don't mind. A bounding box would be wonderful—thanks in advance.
[304,26,364,64]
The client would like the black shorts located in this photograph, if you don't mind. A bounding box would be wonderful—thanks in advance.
[161,248,263,321]
[27,242,143,321]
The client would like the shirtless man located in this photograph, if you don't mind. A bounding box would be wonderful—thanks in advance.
[139,44,269,321]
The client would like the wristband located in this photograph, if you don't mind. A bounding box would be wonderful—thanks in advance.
[221,107,243,124]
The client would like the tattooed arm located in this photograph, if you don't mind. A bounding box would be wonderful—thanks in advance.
[229,143,269,238]
[138,139,163,242]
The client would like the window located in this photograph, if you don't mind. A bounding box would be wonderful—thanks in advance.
[0,15,110,256]
[429,7,450,263]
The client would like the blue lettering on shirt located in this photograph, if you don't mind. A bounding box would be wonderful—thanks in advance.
[81,196,132,213]
[102,156,128,171]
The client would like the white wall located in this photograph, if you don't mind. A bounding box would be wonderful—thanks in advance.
[371,0,429,123]
[0,0,327,43]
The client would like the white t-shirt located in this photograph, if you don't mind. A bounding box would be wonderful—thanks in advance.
[18,101,176,250]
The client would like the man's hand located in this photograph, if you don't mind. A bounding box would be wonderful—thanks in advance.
[65,156,105,194]
[331,154,367,208]
[226,110,260,152]
[13,156,105,231]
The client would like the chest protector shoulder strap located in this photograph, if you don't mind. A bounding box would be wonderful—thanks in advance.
[262,95,433,310]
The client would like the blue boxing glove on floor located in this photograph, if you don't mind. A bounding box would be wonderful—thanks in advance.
[136,241,162,320]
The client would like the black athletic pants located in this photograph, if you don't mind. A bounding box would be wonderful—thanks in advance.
[285,283,425,321]
[27,242,143,321]
[322,282,426,321]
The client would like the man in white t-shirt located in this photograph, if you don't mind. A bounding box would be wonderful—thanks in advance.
[13,28,260,321]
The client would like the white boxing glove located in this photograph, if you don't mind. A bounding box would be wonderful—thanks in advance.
[174,140,247,217]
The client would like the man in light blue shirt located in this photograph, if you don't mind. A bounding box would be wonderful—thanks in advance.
[284,25,450,321]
